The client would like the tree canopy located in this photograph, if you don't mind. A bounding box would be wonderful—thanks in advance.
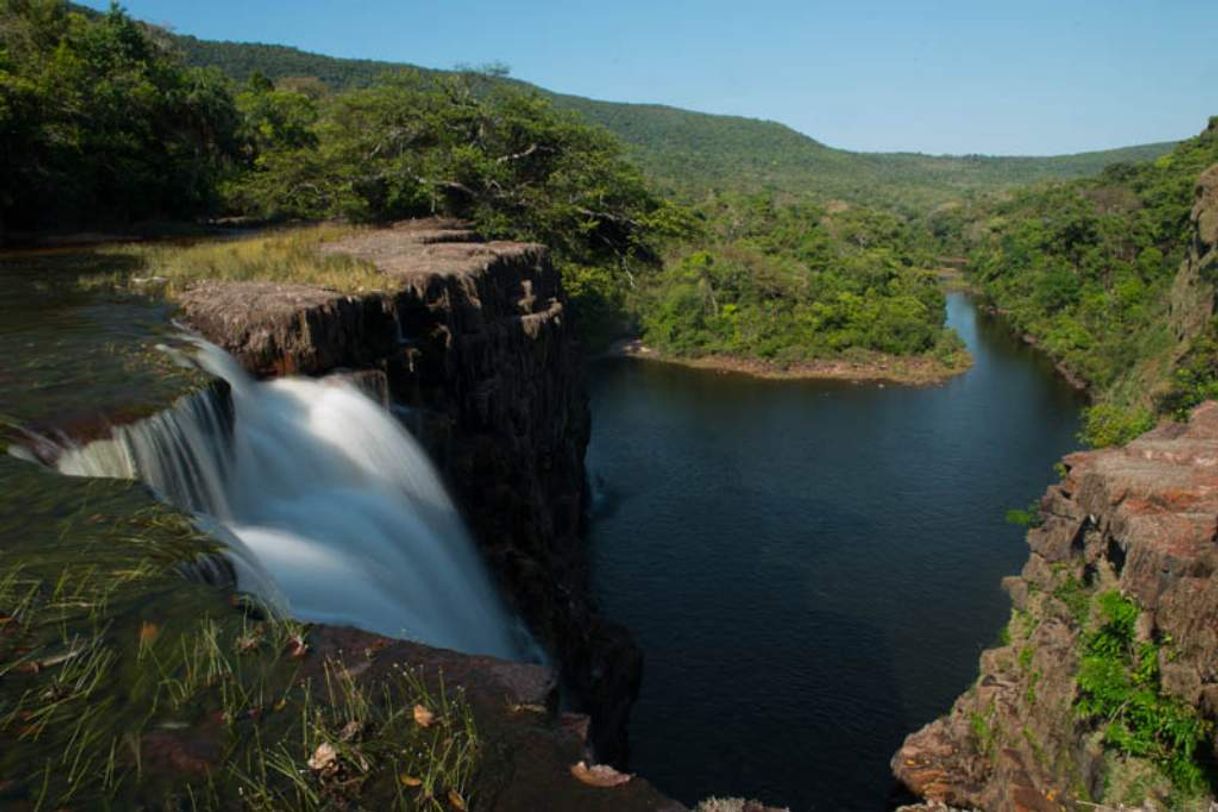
[0,0,240,230]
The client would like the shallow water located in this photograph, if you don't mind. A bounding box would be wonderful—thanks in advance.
[0,250,197,434]
[586,293,1084,810]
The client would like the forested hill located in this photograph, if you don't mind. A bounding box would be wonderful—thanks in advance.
[169,34,1175,208]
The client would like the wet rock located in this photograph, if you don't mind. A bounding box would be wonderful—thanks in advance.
[178,219,640,764]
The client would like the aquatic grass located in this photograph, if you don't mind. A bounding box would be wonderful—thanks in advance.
[94,225,389,295]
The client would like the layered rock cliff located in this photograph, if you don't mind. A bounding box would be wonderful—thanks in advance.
[178,220,641,763]
[895,401,1218,809]
[893,174,1218,810]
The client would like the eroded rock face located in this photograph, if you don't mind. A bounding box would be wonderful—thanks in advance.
[895,163,1218,812]
[1169,162,1218,344]
[178,220,641,764]
[893,402,1218,810]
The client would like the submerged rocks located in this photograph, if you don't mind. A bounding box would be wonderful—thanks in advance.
[177,219,641,764]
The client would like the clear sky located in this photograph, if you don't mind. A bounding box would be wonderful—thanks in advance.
[82,0,1218,157]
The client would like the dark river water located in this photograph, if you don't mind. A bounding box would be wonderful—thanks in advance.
[586,292,1085,810]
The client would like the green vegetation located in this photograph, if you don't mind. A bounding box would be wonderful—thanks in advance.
[0,454,483,809]
[953,120,1218,445]
[1075,591,1211,798]
[1004,501,1043,528]
[1052,576,1091,625]
[636,195,967,370]
[223,68,673,271]
[0,0,240,232]
[101,225,388,293]
[5,2,971,372]
[166,28,1177,210]
[968,707,998,757]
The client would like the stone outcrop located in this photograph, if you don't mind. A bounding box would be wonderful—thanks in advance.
[178,220,641,764]
[1169,161,1218,344]
[893,402,1218,810]
[300,626,681,812]
[894,159,1218,812]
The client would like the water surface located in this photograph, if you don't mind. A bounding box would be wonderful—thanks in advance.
[587,293,1084,810]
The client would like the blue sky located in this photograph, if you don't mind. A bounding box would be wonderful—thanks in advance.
[84,0,1217,156]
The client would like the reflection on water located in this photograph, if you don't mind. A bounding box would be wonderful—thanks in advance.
[587,293,1084,810]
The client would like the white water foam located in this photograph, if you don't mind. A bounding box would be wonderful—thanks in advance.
[54,339,527,660]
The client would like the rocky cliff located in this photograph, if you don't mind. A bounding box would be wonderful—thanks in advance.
[893,169,1218,812]
[178,220,641,764]
[1168,163,1218,346]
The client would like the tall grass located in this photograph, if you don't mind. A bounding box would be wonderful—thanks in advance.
[99,225,388,294]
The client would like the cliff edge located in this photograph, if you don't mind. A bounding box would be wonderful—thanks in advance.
[177,220,641,764]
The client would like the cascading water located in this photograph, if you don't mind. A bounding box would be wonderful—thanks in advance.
[52,338,528,661]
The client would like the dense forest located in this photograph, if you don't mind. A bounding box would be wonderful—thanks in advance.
[636,196,964,364]
[170,31,1176,211]
[0,1,961,373]
[0,1,239,229]
[8,2,1218,413]
[943,120,1218,445]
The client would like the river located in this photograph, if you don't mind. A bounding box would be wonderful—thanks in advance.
[586,292,1085,810]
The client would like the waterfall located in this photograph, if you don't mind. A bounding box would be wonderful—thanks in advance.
[52,339,528,661]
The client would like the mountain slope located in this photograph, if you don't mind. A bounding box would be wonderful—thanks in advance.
[168,34,1176,208]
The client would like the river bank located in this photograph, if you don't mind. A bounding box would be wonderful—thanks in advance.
[604,338,972,386]
[587,292,1084,809]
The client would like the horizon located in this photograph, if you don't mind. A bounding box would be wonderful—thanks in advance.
[80,0,1218,158]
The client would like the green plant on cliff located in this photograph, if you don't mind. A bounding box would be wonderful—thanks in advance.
[1074,591,1211,797]
[1005,501,1043,528]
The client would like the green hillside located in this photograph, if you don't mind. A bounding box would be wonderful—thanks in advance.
[167,34,1176,209]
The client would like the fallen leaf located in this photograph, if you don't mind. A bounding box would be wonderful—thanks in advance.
[307,742,338,773]
[138,621,159,646]
[447,788,467,810]
[412,704,435,728]
[399,774,423,787]
[286,634,309,659]
[338,720,363,742]
[569,760,632,788]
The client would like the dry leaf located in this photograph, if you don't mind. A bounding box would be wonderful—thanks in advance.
[307,742,338,773]
[412,704,436,728]
[139,621,159,646]
[447,788,467,810]
[338,720,363,742]
[570,760,632,788]
[286,634,309,659]
[399,774,423,787]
